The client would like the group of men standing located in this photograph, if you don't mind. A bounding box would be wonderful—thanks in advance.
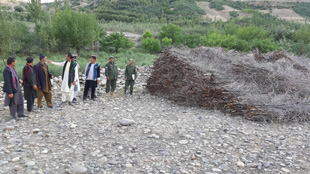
[2,53,138,121]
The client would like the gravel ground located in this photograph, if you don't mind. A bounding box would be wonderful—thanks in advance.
[0,68,310,174]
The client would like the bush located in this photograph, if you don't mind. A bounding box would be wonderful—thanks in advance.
[14,6,24,12]
[292,25,310,44]
[142,38,161,53]
[159,23,182,43]
[143,31,153,39]
[162,37,172,47]
[209,2,224,11]
[229,11,239,18]
[183,33,207,48]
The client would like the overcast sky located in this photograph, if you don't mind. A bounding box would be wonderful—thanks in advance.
[41,0,54,3]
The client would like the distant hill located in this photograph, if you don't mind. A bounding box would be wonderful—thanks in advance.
[1,0,309,23]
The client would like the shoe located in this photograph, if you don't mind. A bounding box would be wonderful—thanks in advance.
[18,114,29,118]
[73,98,77,102]
[91,98,96,101]
[68,102,73,106]
[38,106,43,109]
[48,105,55,109]
[13,117,20,121]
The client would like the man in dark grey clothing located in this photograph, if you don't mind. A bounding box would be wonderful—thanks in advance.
[3,57,28,120]
[22,57,38,113]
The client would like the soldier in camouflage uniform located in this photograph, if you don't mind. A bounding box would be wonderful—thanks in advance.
[124,59,137,95]
[105,56,119,95]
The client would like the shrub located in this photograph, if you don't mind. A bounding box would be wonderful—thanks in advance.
[143,31,153,39]
[229,11,239,18]
[142,38,161,53]
[162,37,172,47]
[158,24,182,43]
[14,6,24,12]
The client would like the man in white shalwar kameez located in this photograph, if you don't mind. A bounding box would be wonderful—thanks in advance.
[48,53,78,105]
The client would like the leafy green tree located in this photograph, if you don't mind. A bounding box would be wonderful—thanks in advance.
[0,9,30,64]
[159,23,182,43]
[53,10,101,54]
[100,32,134,53]
[162,37,172,47]
[142,38,161,53]
[0,10,12,64]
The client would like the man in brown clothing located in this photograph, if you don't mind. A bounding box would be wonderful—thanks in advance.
[33,54,54,108]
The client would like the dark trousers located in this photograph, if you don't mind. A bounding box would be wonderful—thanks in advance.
[26,97,35,112]
[124,80,135,94]
[106,79,117,93]
[9,99,24,117]
[83,80,97,99]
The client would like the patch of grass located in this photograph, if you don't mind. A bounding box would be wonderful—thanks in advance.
[0,49,158,82]
[102,21,163,35]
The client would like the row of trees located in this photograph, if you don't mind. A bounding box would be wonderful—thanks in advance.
[0,0,102,63]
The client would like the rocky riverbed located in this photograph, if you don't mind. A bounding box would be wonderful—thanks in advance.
[0,66,310,174]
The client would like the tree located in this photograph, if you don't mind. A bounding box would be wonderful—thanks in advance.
[100,32,134,53]
[0,10,12,64]
[142,38,161,53]
[53,10,101,55]
[162,37,172,47]
[158,23,182,43]
[0,9,29,64]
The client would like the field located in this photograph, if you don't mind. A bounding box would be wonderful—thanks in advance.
[196,1,249,22]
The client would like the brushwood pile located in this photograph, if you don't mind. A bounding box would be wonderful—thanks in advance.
[147,47,310,122]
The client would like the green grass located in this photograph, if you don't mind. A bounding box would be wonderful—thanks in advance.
[102,21,163,35]
[0,49,158,82]
[102,21,211,36]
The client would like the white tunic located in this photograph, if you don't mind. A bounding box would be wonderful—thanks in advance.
[51,61,79,92]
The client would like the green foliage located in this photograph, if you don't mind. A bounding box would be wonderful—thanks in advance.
[159,24,182,43]
[162,37,172,47]
[242,9,260,14]
[100,32,134,53]
[142,38,161,53]
[292,25,310,44]
[14,6,24,12]
[94,9,140,22]
[0,10,31,64]
[229,11,239,18]
[53,10,101,54]
[292,2,310,18]
[89,0,204,23]
[206,24,278,53]
[182,33,207,48]
[209,2,224,11]
[143,31,153,39]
